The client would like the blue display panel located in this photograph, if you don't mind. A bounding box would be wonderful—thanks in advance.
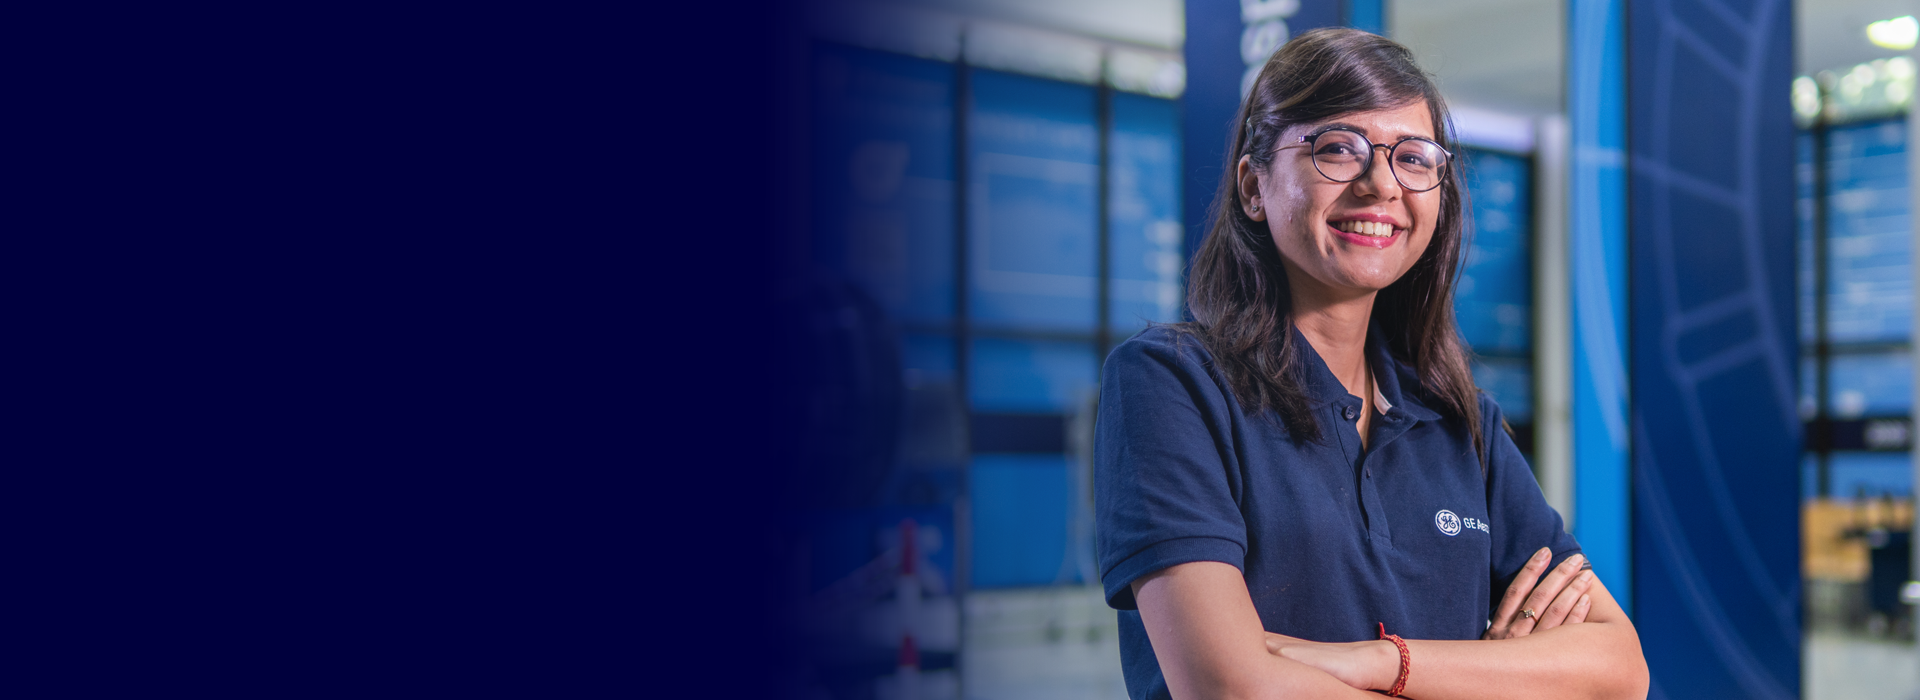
[968,337,1098,413]
[1456,148,1534,355]
[810,43,957,325]
[1825,351,1912,418]
[1796,132,1816,347]
[969,454,1077,588]
[1798,355,1816,419]
[1472,358,1533,424]
[1804,452,1916,499]
[1836,452,1916,498]
[1824,119,1911,344]
[967,70,1100,333]
[1108,92,1183,333]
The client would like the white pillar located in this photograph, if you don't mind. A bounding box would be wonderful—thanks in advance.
[1534,114,1575,527]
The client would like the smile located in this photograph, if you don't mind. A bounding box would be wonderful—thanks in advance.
[1326,218,1401,249]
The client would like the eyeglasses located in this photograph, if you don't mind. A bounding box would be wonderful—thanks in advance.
[1296,127,1452,193]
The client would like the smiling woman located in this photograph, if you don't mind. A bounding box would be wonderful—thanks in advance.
[1094,28,1649,700]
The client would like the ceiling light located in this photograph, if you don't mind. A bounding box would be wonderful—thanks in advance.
[1867,15,1918,50]
[1887,56,1916,80]
[1792,76,1821,119]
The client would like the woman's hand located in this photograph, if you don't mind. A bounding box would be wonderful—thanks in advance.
[1263,633,1398,691]
[1485,548,1595,640]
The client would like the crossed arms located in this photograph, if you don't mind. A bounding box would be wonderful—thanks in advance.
[1132,549,1649,700]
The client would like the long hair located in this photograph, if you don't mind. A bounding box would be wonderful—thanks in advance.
[1180,27,1483,461]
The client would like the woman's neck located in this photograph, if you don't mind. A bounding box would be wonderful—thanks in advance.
[1291,289,1376,402]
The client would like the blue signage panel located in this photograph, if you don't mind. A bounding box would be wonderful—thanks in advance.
[1181,0,1343,268]
[1627,0,1801,697]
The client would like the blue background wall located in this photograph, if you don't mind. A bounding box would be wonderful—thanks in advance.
[1627,0,1802,698]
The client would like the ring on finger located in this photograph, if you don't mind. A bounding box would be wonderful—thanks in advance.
[1520,608,1537,620]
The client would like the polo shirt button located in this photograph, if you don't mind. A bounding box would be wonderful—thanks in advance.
[1342,406,1356,420]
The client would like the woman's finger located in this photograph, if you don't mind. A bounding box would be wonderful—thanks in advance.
[1487,547,1552,638]
[1511,553,1587,637]
[1567,594,1593,625]
[1533,570,1595,632]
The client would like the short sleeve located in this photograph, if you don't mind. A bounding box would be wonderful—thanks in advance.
[1481,395,1583,610]
[1095,329,1249,610]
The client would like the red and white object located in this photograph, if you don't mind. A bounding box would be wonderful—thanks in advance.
[895,518,921,700]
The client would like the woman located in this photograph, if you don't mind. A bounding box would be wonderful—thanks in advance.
[1094,28,1649,700]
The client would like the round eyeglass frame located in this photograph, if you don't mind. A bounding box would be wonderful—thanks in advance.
[1296,127,1453,193]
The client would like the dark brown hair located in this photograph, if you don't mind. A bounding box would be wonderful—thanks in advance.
[1179,27,1483,460]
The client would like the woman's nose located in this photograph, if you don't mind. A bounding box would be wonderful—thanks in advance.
[1354,148,1401,197]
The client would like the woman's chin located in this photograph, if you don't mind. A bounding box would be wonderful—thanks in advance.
[1325,266,1408,293]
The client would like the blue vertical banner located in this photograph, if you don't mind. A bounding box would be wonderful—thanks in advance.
[1568,0,1631,616]
[1627,0,1801,698]
[1181,0,1343,267]
[1344,0,1383,35]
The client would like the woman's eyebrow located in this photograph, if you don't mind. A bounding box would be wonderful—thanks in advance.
[1313,122,1435,142]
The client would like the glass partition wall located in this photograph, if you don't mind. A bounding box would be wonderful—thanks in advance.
[1795,59,1919,699]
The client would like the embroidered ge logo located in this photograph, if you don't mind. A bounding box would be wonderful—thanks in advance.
[1435,509,1462,536]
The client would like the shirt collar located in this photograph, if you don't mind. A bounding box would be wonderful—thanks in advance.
[1291,322,1443,422]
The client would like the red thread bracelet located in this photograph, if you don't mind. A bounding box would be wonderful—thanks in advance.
[1377,622,1410,697]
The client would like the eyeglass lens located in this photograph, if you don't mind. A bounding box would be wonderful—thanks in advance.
[1308,130,1448,192]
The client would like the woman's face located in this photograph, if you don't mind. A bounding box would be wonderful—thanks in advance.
[1239,101,1443,302]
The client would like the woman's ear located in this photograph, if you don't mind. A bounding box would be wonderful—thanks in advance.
[1237,155,1266,221]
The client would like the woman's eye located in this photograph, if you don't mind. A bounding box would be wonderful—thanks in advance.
[1317,143,1357,156]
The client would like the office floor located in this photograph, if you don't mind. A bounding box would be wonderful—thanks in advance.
[1806,631,1919,700]
[962,586,1128,700]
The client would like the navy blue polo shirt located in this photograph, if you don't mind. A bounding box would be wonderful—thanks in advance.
[1095,324,1580,700]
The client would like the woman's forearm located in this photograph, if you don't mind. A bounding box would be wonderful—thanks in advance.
[1137,562,1392,700]
[1272,577,1647,700]
[1380,577,1645,700]
[1400,620,1648,700]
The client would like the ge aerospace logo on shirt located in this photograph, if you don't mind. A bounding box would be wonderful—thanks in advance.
[1434,509,1491,536]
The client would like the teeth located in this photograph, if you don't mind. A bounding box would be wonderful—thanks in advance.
[1336,220,1394,237]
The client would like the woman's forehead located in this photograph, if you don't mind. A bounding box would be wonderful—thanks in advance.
[1301,103,1435,141]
